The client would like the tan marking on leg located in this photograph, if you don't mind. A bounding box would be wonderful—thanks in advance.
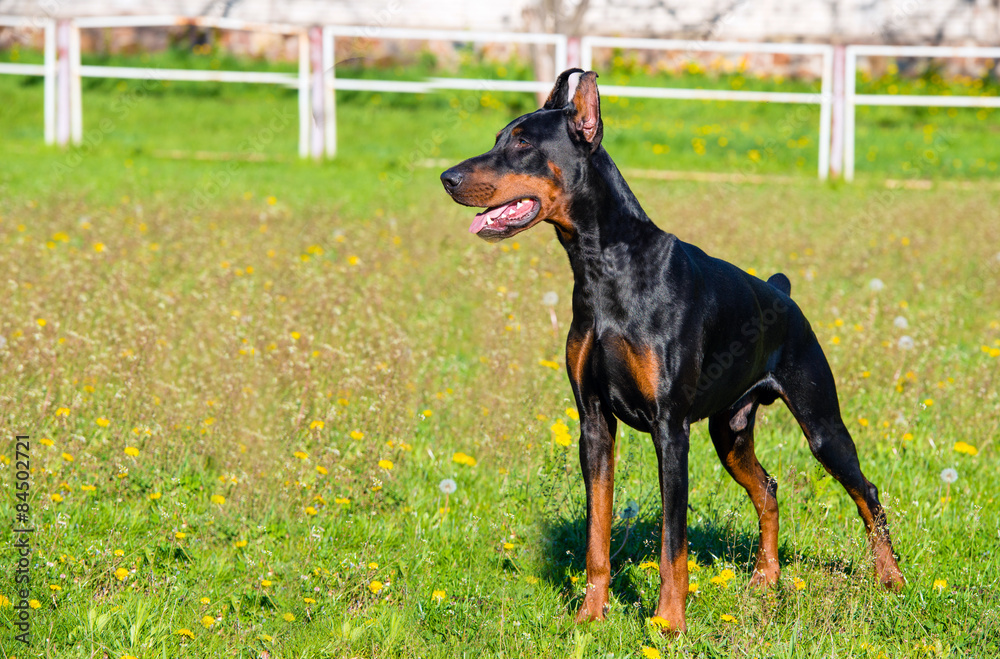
[576,472,614,622]
[654,545,688,633]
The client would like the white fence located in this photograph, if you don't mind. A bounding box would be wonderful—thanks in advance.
[844,44,1000,181]
[2,15,999,181]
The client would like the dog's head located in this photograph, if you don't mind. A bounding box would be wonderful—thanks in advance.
[440,69,603,242]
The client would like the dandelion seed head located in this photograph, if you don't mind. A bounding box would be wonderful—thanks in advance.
[940,468,958,484]
[439,478,457,494]
[542,291,559,306]
[893,316,909,329]
[868,278,885,292]
[898,335,915,350]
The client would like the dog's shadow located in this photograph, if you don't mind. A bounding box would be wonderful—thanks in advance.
[539,509,859,615]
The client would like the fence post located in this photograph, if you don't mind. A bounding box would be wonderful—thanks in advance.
[297,29,310,159]
[567,36,581,69]
[43,19,56,144]
[323,28,336,159]
[55,19,71,146]
[829,43,846,179]
[844,46,857,182]
[70,21,82,145]
[817,46,832,181]
[309,26,324,160]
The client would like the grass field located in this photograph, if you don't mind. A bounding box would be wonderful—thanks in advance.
[1,53,1000,658]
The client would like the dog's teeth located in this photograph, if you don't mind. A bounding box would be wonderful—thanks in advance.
[516,200,523,209]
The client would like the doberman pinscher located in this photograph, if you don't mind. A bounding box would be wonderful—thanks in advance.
[440,69,904,631]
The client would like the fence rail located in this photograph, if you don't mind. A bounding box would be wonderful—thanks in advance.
[2,15,998,181]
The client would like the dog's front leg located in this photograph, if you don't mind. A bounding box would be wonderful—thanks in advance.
[652,418,690,633]
[574,394,617,622]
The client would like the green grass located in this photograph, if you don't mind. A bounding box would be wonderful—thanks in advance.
[1,55,1000,658]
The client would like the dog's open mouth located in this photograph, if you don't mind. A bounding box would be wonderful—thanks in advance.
[469,198,540,239]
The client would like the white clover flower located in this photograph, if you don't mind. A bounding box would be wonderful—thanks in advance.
[898,335,915,350]
[868,278,885,292]
[439,478,457,495]
[542,291,559,307]
[940,468,958,484]
[893,316,908,329]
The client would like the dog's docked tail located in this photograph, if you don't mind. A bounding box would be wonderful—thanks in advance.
[767,272,791,297]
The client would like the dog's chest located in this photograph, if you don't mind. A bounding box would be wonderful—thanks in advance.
[591,333,660,433]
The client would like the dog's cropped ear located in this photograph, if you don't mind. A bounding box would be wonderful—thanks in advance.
[567,71,602,152]
[542,68,585,110]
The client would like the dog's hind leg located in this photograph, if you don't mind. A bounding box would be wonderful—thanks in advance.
[708,393,781,586]
[775,333,905,590]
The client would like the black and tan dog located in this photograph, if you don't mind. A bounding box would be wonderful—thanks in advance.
[441,69,904,631]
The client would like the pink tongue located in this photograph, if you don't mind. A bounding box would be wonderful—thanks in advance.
[469,202,514,234]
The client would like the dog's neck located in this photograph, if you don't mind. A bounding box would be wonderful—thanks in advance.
[558,147,662,270]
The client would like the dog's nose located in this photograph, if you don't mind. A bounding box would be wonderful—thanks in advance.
[440,168,464,193]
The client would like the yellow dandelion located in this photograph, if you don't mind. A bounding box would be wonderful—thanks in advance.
[924,398,934,407]
[687,560,700,572]
[176,628,194,638]
[858,417,869,427]
[452,452,477,467]
[267,195,277,205]
[648,616,670,629]
[688,582,699,593]
[316,465,329,475]
[566,408,580,420]
[432,589,446,602]
[235,540,247,548]
[200,597,211,604]
[61,452,74,462]
[334,497,350,505]
[293,450,308,460]
[347,255,359,266]
[29,599,41,609]
[305,506,318,516]
[794,577,806,591]
[51,493,63,503]
[369,580,384,594]
[902,432,914,442]
[639,561,659,571]
[37,318,47,327]
[422,409,433,417]
[283,612,295,622]
[175,532,187,540]
[200,615,215,628]
[40,437,54,447]
[149,492,161,500]
[261,579,272,587]
[114,567,129,581]
[721,613,737,623]
[309,420,324,430]
[49,584,61,591]
[954,441,979,456]
[124,446,139,457]
[378,459,393,470]
[641,647,661,659]
[350,430,364,440]
[503,542,515,550]
[933,578,947,591]
[538,359,560,370]
[211,494,226,505]
[304,597,316,604]
[56,407,70,416]
[96,418,110,427]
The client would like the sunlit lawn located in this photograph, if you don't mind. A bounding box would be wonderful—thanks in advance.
[1,59,999,658]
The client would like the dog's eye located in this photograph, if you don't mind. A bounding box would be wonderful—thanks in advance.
[516,138,531,148]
